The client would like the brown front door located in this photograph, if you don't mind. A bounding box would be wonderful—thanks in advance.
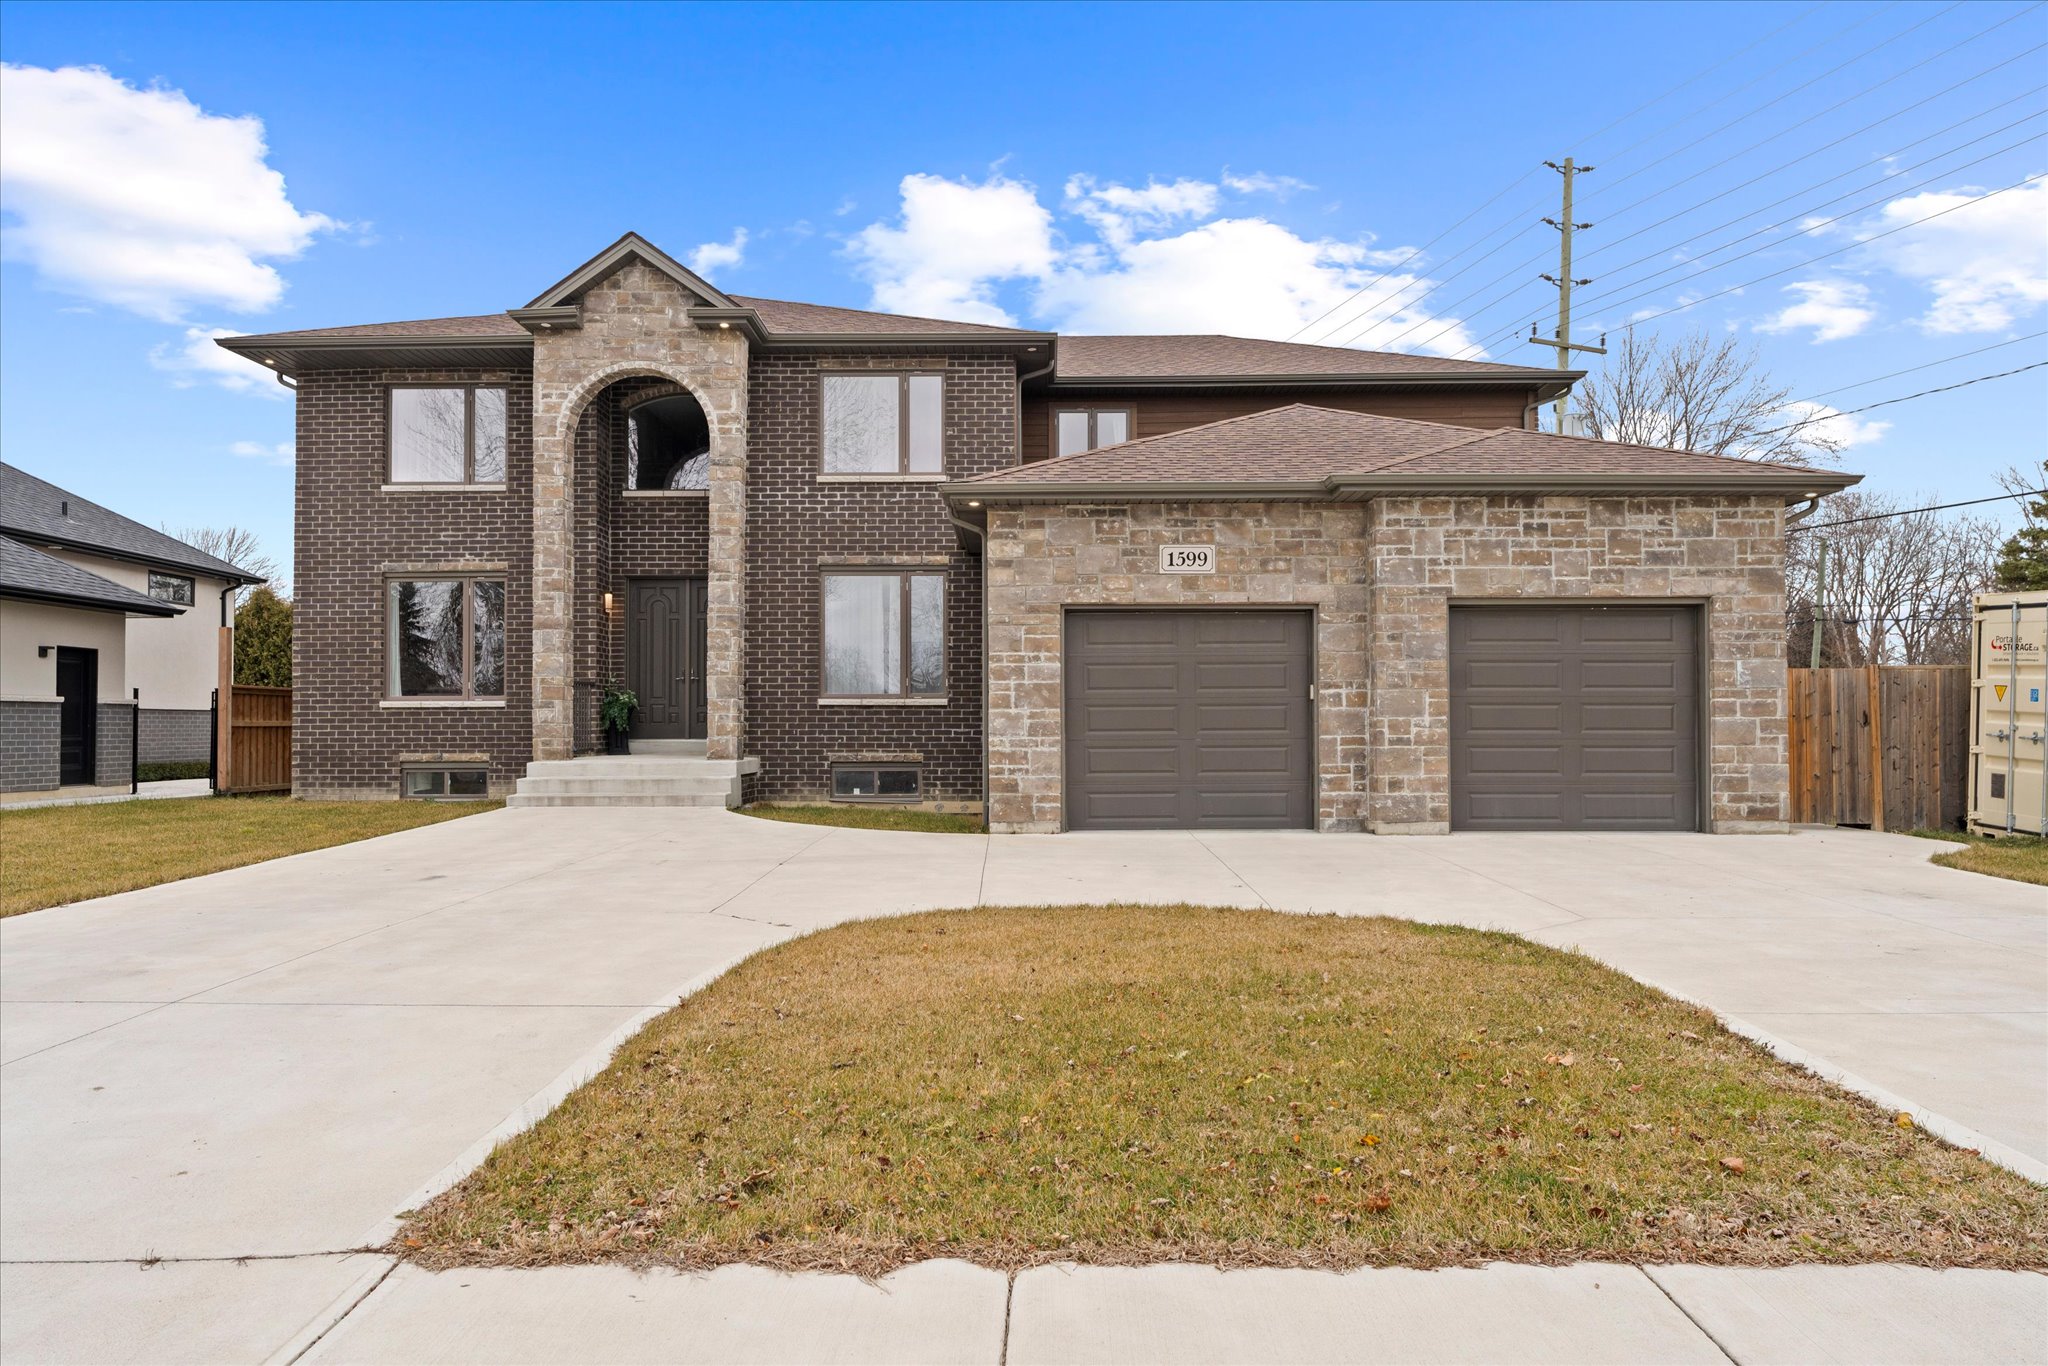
[626,578,707,740]
[1449,605,1700,831]
[1065,610,1314,830]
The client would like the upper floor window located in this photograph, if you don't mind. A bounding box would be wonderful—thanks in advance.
[821,571,944,698]
[148,571,195,606]
[387,577,505,699]
[822,373,943,475]
[1054,408,1133,459]
[390,386,507,484]
[627,393,711,490]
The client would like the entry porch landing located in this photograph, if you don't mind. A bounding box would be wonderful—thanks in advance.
[507,740,757,808]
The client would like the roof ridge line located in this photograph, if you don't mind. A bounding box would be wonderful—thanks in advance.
[1352,423,1507,475]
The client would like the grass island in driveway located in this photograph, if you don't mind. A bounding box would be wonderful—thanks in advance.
[404,905,2048,1276]
[0,795,502,916]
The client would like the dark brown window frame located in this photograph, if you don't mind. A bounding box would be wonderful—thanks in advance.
[818,370,946,476]
[386,383,509,485]
[830,762,923,803]
[383,575,508,701]
[817,567,947,700]
[147,571,196,606]
[1050,406,1136,460]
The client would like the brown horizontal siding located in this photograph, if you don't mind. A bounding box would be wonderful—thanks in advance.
[1020,388,1536,463]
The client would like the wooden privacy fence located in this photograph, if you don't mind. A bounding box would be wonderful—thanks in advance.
[1788,665,1968,831]
[219,684,292,794]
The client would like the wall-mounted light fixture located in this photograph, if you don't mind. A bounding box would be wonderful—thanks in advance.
[37,645,53,657]
[603,591,616,614]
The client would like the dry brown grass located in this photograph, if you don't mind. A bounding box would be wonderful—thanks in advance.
[1,796,500,916]
[403,906,2048,1275]
[1911,829,2048,886]
[738,803,984,834]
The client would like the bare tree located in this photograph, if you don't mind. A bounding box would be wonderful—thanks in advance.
[1785,491,2000,666]
[1579,328,1842,466]
[166,525,283,599]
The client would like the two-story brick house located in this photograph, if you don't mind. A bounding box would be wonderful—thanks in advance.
[222,233,1856,832]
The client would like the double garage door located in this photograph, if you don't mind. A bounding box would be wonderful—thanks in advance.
[1063,605,1700,832]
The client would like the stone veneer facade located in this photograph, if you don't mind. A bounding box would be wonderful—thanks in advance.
[983,493,1788,835]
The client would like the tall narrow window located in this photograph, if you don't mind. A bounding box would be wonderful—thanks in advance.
[390,387,508,484]
[1052,408,1134,459]
[387,578,507,699]
[821,571,945,698]
[821,373,944,474]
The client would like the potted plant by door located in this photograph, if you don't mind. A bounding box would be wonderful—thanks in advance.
[599,682,638,755]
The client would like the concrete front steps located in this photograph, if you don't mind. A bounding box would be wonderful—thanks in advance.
[506,740,759,808]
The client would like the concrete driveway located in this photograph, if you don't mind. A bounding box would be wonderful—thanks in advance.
[2,809,2042,1362]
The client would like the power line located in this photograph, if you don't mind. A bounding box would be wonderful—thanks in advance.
[1574,170,2045,336]
[1286,2,1832,345]
[1790,488,2048,531]
[1795,332,2048,403]
[1751,363,2048,442]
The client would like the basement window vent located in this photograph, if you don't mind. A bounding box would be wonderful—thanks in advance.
[402,765,490,800]
[831,763,921,803]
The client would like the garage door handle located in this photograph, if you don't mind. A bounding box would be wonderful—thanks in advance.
[1308,684,1316,700]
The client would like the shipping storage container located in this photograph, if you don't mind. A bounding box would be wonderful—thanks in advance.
[1968,590,2047,837]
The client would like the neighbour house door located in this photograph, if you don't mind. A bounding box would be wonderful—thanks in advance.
[626,578,707,740]
[55,647,97,786]
[1449,605,1701,831]
[1064,609,1315,830]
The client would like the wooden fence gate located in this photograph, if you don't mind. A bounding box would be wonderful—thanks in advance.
[1787,665,1968,831]
[219,684,292,794]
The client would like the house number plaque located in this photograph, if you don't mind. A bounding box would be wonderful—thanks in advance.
[1159,544,1216,574]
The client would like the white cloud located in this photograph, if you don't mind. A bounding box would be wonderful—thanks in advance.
[1222,171,1313,198]
[1859,178,2048,333]
[0,64,334,321]
[1776,400,1890,449]
[847,170,1481,354]
[229,439,293,467]
[687,228,747,277]
[847,172,1055,324]
[151,327,286,397]
[1756,278,1875,342]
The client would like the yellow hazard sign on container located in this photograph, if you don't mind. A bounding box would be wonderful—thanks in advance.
[1995,684,2008,701]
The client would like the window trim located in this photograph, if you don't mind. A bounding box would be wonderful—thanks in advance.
[1050,406,1137,460]
[818,568,946,701]
[830,762,924,804]
[147,571,196,606]
[383,575,508,701]
[386,383,509,486]
[818,370,946,477]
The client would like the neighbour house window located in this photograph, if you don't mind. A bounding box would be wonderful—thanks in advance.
[831,763,922,802]
[1053,408,1134,459]
[627,393,711,490]
[386,578,506,699]
[148,572,196,606]
[821,373,944,474]
[821,571,945,697]
[389,386,507,484]
[402,766,490,800]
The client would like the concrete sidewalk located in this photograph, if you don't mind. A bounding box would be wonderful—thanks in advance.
[2,809,2042,1362]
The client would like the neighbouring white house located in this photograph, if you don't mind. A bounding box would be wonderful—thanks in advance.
[1,463,265,793]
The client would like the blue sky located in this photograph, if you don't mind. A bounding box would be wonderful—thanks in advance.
[3,0,2043,581]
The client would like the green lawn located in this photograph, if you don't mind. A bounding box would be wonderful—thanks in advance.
[404,905,2046,1275]
[738,803,984,834]
[1909,829,2048,887]
[1,796,501,916]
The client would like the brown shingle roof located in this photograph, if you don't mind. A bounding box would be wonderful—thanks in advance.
[1051,334,1557,380]
[727,295,1041,336]
[233,314,526,342]
[959,404,1852,495]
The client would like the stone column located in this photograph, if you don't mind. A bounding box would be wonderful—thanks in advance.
[705,355,748,762]
[530,356,576,762]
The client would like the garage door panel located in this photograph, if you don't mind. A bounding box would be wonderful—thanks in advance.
[1066,610,1312,830]
[1452,606,1699,832]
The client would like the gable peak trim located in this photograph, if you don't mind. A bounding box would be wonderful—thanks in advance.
[523,232,738,311]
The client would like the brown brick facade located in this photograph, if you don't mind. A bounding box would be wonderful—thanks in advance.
[291,366,534,798]
[742,350,1015,807]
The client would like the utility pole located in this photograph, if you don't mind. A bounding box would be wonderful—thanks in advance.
[1529,157,1605,432]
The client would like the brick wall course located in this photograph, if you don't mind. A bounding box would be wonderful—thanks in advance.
[0,700,60,792]
[138,707,210,765]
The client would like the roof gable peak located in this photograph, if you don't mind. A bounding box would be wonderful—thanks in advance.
[524,232,737,311]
